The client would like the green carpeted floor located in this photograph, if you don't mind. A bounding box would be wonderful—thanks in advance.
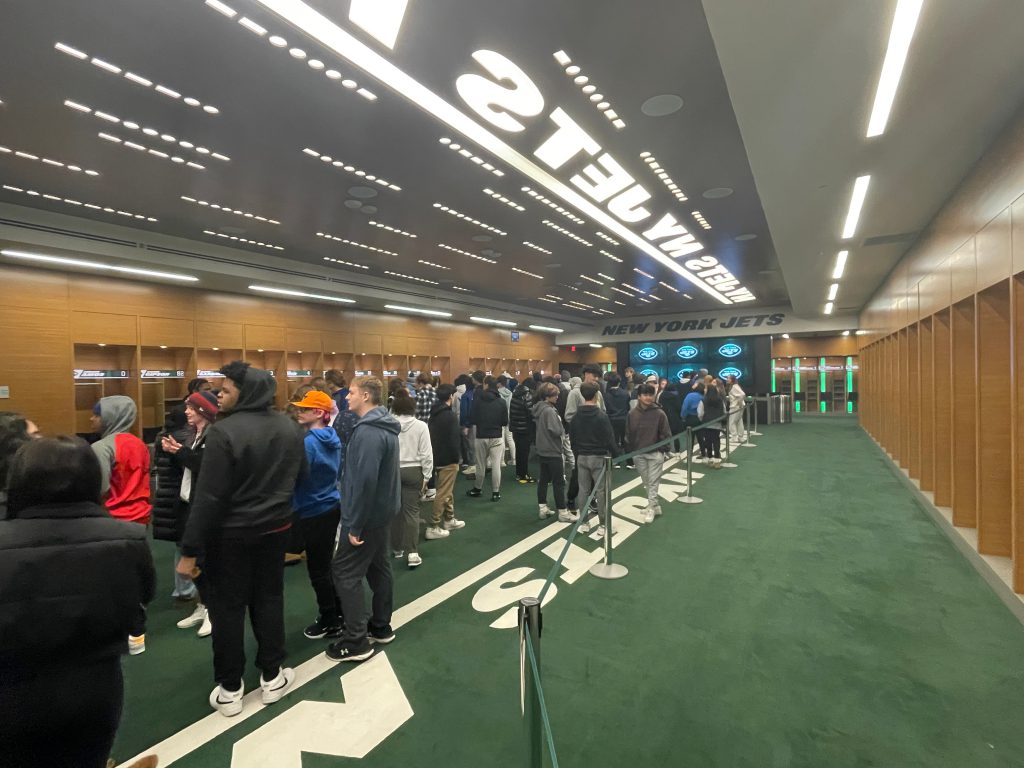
[112,417,1024,767]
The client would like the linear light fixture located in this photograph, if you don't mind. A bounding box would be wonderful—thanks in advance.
[2,183,157,221]
[589,343,602,348]
[866,0,924,138]
[824,301,834,315]
[827,283,839,302]
[0,142,100,176]
[832,250,849,280]
[530,324,564,333]
[470,316,516,327]
[841,175,871,239]
[385,304,452,318]
[249,285,354,303]
[1,249,197,281]
[183,196,279,223]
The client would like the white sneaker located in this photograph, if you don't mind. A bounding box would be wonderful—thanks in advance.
[643,508,655,524]
[177,604,207,629]
[128,635,146,655]
[462,466,476,476]
[443,518,465,530]
[424,488,437,500]
[408,552,423,568]
[538,504,553,520]
[557,509,579,523]
[425,526,450,540]
[210,683,244,716]
[260,667,295,705]
[197,613,213,637]
[595,524,617,537]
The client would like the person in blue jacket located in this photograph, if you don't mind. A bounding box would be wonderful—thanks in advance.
[290,390,343,641]
[327,377,401,662]
[680,383,705,460]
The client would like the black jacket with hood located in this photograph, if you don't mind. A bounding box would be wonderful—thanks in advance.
[428,401,461,467]
[568,405,620,458]
[342,406,401,538]
[471,387,509,439]
[181,367,305,556]
[508,384,535,436]
[152,423,193,542]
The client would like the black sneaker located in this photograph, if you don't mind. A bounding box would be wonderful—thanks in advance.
[303,616,343,639]
[368,626,396,645]
[466,488,482,498]
[325,640,374,663]
[491,491,501,502]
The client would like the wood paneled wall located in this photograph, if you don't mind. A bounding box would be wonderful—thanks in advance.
[858,106,1024,591]
[0,265,557,436]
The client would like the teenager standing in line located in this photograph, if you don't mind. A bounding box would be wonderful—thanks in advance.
[391,390,433,569]
[532,382,574,522]
[568,382,619,536]
[509,378,537,483]
[627,383,671,524]
[426,384,466,541]
[467,376,508,502]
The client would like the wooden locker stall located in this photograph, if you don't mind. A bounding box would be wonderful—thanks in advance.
[1014,273,1024,592]
[907,323,921,478]
[897,328,909,466]
[932,309,953,507]
[950,298,977,527]
[976,281,1012,555]
[919,317,935,492]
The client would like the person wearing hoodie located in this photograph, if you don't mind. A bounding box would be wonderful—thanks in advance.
[0,412,38,519]
[508,378,536,483]
[603,374,632,466]
[426,384,466,541]
[390,390,433,569]
[90,395,151,655]
[459,370,484,475]
[496,374,516,468]
[681,383,705,461]
[532,383,573,522]
[658,382,685,455]
[726,374,747,444]
[327,376,401,663]
[177,362,305,717]
[568,382,620,535]
[467,376,509,502]
[290,390,344,640]
[627,383,672,524]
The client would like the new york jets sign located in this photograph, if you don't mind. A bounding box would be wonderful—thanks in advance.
[676,345,699,359]
[637,347,659,360]
[717,343,742,358]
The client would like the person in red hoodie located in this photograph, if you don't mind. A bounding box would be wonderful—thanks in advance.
[91,395,152,655]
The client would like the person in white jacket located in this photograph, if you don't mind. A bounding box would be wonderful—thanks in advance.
[390,391,433,569]
[726,375,746,443]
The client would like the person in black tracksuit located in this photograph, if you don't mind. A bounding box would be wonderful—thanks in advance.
[568,383,620,530]
[0,437,155,768]
[508,378,536,483]
[604,373,632,467]
[178,362,305,716]
[658,382,685,454]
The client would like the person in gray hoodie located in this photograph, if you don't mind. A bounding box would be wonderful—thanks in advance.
[531,383,573,522]
[327,376,401,663]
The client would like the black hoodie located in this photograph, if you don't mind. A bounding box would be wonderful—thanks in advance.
[471,387,509,439]
[568,404,620,458]
[181,367,305,555]
[428,401,461,467]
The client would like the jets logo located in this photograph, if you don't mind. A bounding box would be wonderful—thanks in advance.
[637,347,659,360]
[639,368,659,378]
[718,343,742,358]
[676,345,698,359]
[719,367,742,379]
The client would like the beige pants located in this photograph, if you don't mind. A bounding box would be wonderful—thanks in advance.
[432,464,459,525]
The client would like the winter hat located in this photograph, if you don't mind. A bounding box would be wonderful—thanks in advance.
[186,390,219,422]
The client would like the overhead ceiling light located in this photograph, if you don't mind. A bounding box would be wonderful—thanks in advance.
[866,0,924,138]
[781,333,790,339]
[470,316,516,327]
[249,285,354,303]
[832,250,849,279]
[205,0,238,18]
[842,176,871,239]
[856,330,868,336]
[589,343,602,348]
[1,249,197,281]
[348,0,410,49]
[385,304,452,318]
[842,330,851,336]
[824,301,834,315]
[827,283,839,301]
[2,183,158,221]
[54,42,87,59]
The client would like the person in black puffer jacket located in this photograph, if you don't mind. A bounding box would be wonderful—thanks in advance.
[508,378,536,483]
[153,418,195,600]
[700,382,726,469]
[0,436,156,768]
[467,377,509,500]
[658,382,685,454]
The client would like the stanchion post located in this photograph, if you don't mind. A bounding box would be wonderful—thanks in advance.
[722,412,737,468]
[743,399,758,446]
[518,597,543,768]
[590,456,628,579]
[679,427,703,504]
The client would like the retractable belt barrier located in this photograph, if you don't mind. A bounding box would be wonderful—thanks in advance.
[518,398,760,766]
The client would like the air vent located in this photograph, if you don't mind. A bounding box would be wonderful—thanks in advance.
[0,217,138,248]
[861,232,917,247]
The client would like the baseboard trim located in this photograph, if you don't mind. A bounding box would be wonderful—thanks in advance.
[865,430,1024,627]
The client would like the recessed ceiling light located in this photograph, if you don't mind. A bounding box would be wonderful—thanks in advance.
[511,267,543,280]
[481,187,525,212]
[302,148,400,191]
[866,0,924,137]
[124,72,153,87]
[2,183,158,222]
[182,196,279,224]
[658,281,679,293]
[589,343,602,348]
[369,220,416,238]
[841,175,871,239]
[385,304,452,318]
[438,242,496,264]
[594,230,619,246]
[827,283,839,301]
[781,333,790,339]
[97,131,205,170]
[317,230,397,256]
[202,230,284,251]
[641,94,684,117]
[530,324,564,333]
[356,88,378,101]
[54,42,87,59]
[439,137,504,177]
[832,250,849,279]
[522,241,553,256]
[268,35,288,47]
[542,219,592,247]
[289,47,307,59]
[1,142,100,176]
[702,187,733,199]
[842,330,851,336]
[520,186,585,224]
[238,17,268,36]
[470,316,516,327]
[433,202,506,235]
[249,285,354,303]
[824,301,834,315]
[600,249,623,263]
[2,249,194,281]
[205,0,237,18]
[90,57,121,74]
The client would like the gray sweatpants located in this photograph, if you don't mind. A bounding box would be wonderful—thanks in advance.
[474,437,504,491]
[633,452,664,514]
[576,454,609,524]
